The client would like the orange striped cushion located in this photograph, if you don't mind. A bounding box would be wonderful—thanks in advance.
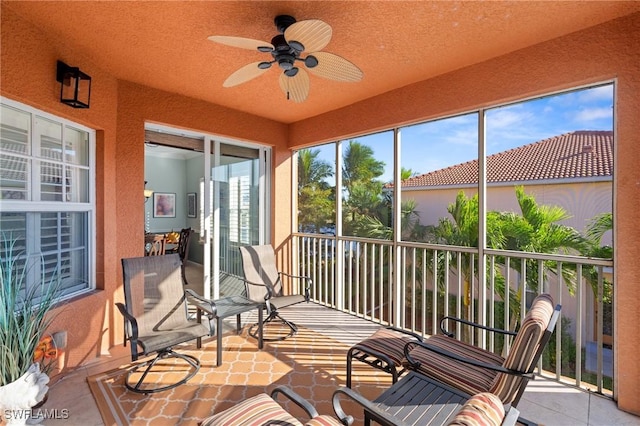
[354,327,418,366]
[447,392,505,426]
[305,415,344,426]
[491,294,554,402]
[199,393,302,426]
[404,335,505,396]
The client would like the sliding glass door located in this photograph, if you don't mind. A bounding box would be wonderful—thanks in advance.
[203,139,270,299]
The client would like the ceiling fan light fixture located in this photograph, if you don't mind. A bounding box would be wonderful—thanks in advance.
[288,40,305,52]
[284,68,299,77]
[258,61,272,69]
[278,55,295,70]
[304,55,318,68]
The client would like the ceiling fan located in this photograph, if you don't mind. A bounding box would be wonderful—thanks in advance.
[208,15,363,103]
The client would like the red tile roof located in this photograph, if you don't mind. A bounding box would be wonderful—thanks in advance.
[399,131,613,188]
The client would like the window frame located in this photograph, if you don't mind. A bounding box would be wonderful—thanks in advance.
[1,96,96,300]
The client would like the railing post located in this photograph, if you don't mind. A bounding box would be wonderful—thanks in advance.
[335,140,344,311]
[478,108,487,348]
[393,128,402,327]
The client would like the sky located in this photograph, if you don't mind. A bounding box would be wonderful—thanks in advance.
[311,83,614,183]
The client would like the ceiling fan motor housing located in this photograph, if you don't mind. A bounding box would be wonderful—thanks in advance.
[270,34,299,70]
[274,15,297,33]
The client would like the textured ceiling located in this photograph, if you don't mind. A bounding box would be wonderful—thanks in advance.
[5,1,640,124]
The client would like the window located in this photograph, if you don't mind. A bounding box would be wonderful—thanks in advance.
[0,98,94,300]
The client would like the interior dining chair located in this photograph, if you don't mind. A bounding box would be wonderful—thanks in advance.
[166,227,192,284]
[115,254,215,394]
[145,234,166,256]
[239,244,311,341]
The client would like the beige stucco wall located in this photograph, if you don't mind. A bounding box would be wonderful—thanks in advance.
[404,181,613,238]
[1,4,639,414]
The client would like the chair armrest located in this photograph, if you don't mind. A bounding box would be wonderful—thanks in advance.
[332,387,410,426]
[403,340,534,380]
[279,272,312,301]
[383,325,424,342]
[440,316,518,338]
[185,289,217,317]
[115,302,139,341]
[270,386,320,419]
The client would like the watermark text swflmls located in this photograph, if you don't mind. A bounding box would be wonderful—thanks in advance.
[4,408,70,421]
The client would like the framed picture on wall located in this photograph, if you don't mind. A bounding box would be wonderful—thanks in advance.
[153,192,176,218]
[187,192,197,218]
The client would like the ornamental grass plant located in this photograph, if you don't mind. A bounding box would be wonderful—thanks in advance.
[0,235,63,387]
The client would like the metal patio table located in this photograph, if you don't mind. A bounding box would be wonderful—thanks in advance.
[194,294,264,367]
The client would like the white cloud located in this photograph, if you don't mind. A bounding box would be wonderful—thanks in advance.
[573,107,612,123]
[487,106,534,129]
[578,85,614,103]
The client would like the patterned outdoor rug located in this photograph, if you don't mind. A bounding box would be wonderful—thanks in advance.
[87,325,391,425]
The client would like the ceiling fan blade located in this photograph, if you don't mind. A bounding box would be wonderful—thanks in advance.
[223,62,269,87]
[305,51,364,82]
[284,19,332,53]
[208,35,274,52]
[279,68,310,103]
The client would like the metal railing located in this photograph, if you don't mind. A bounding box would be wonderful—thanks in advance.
[293,233,614,396]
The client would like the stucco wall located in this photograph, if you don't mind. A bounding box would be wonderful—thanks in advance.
[1,5,121,365]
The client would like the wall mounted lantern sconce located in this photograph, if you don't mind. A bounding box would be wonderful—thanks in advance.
[144,181,154,203]
[56,60,91,108]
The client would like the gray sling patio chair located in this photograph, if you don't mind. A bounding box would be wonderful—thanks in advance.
[115,254,216,394]
[239,244,311,341]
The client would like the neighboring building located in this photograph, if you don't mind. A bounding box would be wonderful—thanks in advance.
[400,131,613,242]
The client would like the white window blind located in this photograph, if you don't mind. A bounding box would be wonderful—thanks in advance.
[0,99,94,301]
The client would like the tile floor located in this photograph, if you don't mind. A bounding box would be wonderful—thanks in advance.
[38,302,640,425]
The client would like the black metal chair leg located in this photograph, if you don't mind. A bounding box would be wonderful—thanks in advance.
[248,310,297,342]
[125,349,200,394]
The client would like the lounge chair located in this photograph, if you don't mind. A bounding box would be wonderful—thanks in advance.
[333,387,520,426]
[346,326,423,388]
[199,386,342,426]
[347,293,560,408]
[403,294,560,407]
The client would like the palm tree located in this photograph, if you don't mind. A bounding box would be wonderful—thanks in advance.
[427,191,506,321]
[298,149,333,189]
[427,187,585,325]
[497,186,585,301]
[582,212,613,302]
[297,149,334,233]
[342,140,386,227]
